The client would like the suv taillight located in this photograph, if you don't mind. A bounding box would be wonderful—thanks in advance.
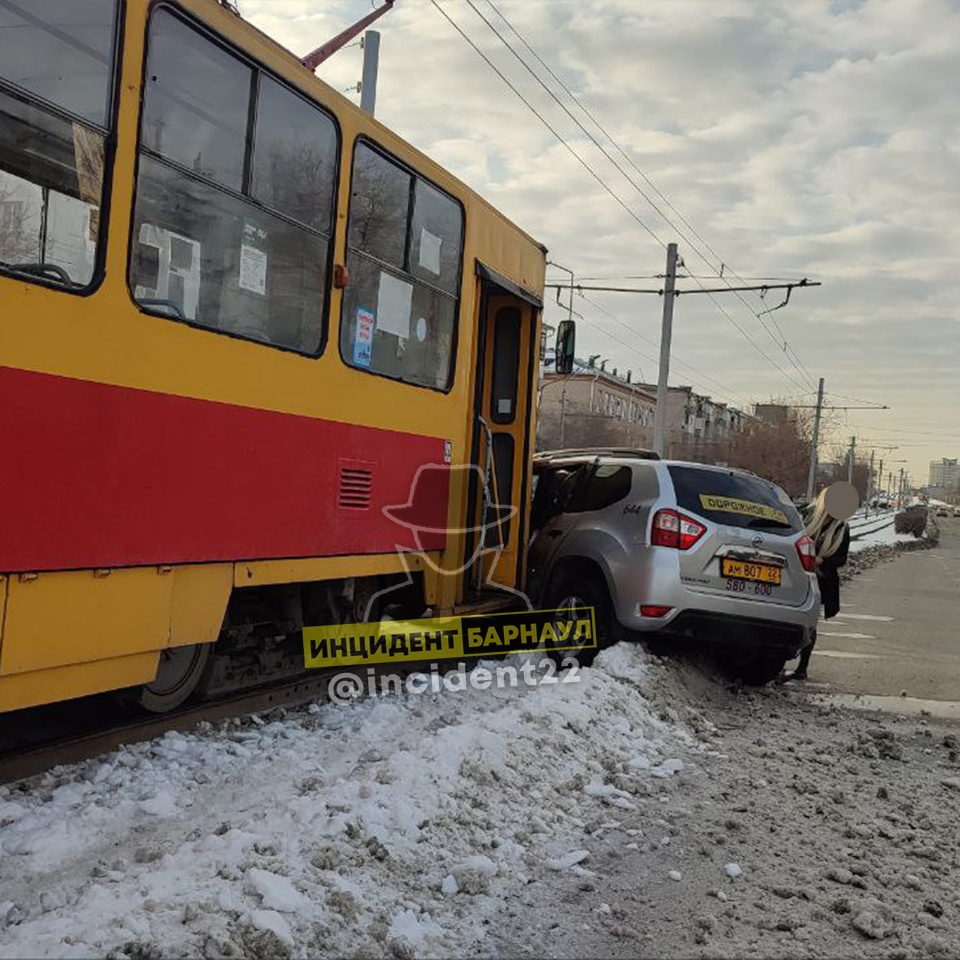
[651,509,706,550]
[796,535,817,573]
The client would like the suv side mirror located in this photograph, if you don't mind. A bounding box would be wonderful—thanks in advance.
[555,320,576,375]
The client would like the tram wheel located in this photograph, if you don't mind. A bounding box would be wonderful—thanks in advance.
[137,643,211,713]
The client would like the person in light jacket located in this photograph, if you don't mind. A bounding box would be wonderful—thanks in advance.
[791,488,852,681]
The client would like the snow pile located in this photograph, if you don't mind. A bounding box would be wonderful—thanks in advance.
[0,644,697,959]
[849,522,920,554]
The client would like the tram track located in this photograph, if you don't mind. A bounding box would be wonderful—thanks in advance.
[0,653,446,785]
[0,671,340,785]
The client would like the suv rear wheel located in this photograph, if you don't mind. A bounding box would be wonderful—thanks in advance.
[727,648,788,686]
[545,568,620,666]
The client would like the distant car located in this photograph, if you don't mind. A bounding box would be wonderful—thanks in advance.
[528,451,820,684]
[954,506,960,518]
[935,505,950,517]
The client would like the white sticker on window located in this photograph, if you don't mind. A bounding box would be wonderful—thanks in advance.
[415,316,428,342]
[498,398,512,415]
[135,222,200,320]
[239,222,267,295]
[418,228,443,276]
[377,271,413,338]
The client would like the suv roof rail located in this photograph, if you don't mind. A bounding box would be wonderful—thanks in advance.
[535,447,661,462]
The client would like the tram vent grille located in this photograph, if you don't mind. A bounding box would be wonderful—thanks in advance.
[338,461,374,510]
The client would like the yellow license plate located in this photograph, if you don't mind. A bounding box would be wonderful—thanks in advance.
[721,559,781,585]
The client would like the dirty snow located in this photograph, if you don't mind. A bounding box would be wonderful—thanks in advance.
[0,540,956,959]
[849,521,918,555]
[0,646,699,959]
[497,665,960,960]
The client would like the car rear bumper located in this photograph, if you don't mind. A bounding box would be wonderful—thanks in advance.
[614,570,819,655]
[644,609,811,656]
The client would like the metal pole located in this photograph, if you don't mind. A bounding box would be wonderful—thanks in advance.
[805,377,824,501]
[877,457,884,508]
[559,382,568,447]
[866,449,875,516]
[847,435,856,483]
[360,30,380,115]
[652,243,678,457]
[301,0,393,70]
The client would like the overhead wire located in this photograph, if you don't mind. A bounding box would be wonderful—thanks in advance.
[433,0,816,399]
[447,1,814,398]
[847,425,960,439]
[562,303,764,415]
[826,392,889,408]
[563,305,658,379]
[548,274,808,284]
[476,0,820,393]
[576,293,757,410]
[426,0,665,249]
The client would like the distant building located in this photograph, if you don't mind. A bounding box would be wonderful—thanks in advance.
[538,367,657,451]
[929,458,959,490]
[754,403,790,425]
[538,360,746,455]
[626,381,746,457]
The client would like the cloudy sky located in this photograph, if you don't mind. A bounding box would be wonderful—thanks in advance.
[241,0,959,488]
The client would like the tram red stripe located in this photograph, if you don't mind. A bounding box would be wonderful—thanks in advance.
[0,366,448,572]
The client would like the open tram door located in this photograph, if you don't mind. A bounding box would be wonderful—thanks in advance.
[462,263,545,605]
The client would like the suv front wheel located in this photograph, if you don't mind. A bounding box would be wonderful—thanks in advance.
[545,567,621,666]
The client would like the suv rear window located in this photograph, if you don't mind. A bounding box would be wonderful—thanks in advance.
[668,466,802,532]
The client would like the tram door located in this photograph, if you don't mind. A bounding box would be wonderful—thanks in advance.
[465,275,540,596]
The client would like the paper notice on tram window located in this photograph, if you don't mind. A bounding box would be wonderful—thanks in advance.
[239,222,268,295]
[418,228,443,276]
[377,271,413,338]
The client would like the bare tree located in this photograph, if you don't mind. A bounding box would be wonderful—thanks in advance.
[719,410,813,497]
[0,174,40,263]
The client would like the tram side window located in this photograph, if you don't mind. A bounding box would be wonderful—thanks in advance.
[130,9,338,356]
[341,143,463,390]
[0,0,118,290]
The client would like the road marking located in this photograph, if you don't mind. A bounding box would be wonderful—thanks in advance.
[819,631,876,639]
[839,614,894,622]
[812,693,960,721]
[813,650,882,660]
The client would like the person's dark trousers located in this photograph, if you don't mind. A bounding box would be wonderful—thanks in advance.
[794,628,817,679]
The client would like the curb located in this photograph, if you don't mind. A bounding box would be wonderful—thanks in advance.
[840,536,937,584]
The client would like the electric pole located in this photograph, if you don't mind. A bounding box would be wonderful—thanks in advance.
[805,377,825,501]
[866,449,875,516]
[652,243,678,458]
[360,30,380,115]
[543,260,824,460]
[847,435,856,483]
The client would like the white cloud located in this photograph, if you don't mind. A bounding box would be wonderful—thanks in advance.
[240,0,960,483]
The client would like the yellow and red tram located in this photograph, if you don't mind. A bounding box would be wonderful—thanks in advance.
[0,0,553,712]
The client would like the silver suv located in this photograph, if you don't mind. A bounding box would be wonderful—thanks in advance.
[528,449,820,683]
